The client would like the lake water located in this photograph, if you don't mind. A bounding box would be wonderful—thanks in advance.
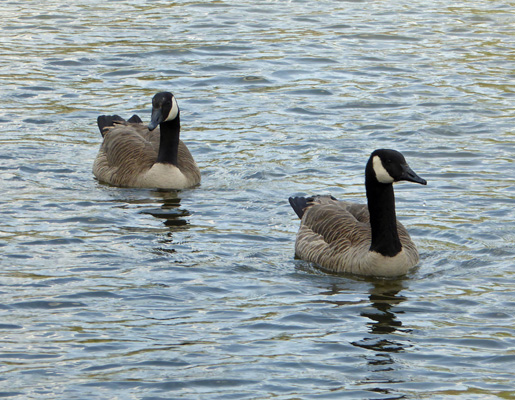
[0,1,514,399]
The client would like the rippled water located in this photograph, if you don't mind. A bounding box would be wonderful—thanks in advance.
[1,1,514,399]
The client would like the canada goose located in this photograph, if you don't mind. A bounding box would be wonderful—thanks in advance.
[289,149,427,277]
[93,92,201,189]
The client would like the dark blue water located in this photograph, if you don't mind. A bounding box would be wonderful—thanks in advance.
[0,1,513,399]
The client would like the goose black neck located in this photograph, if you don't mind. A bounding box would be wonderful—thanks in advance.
[365,173,402,257]
[156,115,180,166]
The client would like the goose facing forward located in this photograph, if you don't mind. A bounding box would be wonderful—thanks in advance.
[289,149,427,277]
[93,92,200,189]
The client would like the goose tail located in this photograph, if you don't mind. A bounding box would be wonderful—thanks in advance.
[97,115,125,136]
[127,114,142,124]
[289,195,339,219]
[289,196,310,219]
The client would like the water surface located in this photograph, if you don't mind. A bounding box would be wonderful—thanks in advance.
[0,1,514,399]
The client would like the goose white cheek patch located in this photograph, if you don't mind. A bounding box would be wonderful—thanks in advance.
[165,97,179,121]
[372,155,394,184]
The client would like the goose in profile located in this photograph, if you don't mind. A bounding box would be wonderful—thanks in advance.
[289,149,427,277]
[93,92,201,189]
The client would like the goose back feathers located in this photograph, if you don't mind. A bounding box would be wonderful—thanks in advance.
[289,149,427,277]
[93,92,200,189]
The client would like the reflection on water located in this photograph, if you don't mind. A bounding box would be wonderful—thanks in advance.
[316,279,413,399]
[363,281,407,336]
[354,281,408,377]
[139,191,191,228]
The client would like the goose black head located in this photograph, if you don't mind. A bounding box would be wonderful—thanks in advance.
[368,149,427,185]
[148,92,179,131]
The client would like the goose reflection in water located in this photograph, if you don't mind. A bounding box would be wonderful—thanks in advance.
[105,190,192,257]
[140,191,191,228]
[351,280,409,376]
[349,281,411,400]
[319,278,410,399]
[140,191,192,257]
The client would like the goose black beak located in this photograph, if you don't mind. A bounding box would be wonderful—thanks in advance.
[148,108,163,131]
[401,164,427,185]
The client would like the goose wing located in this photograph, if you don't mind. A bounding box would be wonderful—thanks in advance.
[175,140,201,184]
[93,118,158,187]
[295,196,371,261]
